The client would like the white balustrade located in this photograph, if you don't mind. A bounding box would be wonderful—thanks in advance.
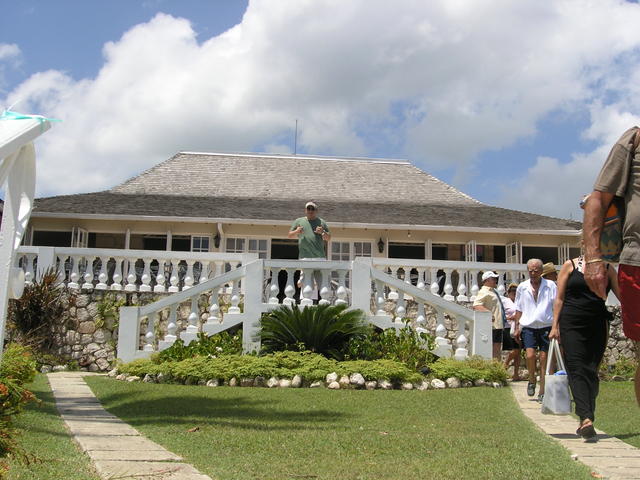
[15,247,252,294]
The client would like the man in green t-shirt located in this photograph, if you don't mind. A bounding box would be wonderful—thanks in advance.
[288,201,331,259]
[288,202,331,303]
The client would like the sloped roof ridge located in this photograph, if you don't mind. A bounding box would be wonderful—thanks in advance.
[401,163,482,205]
[111,152,181,191]
[177,150,411,165]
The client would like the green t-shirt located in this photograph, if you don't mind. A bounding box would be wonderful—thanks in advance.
[290,217,330,259]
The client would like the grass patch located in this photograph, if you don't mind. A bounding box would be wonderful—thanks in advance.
[596,381,640,448]
[6,374,99,480]
[86,377,592,480]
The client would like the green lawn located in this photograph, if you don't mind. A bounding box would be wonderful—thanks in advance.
[86,377,593,480]
[596,381,640,448]
[6,375,100,480]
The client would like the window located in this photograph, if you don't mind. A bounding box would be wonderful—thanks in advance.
[171,235,191,252]
[248,239,268,259]
[225,237,269,258]
[191,236,210,253]
[32,230,72,247]
[226,237,245,253]
[353,242,372,257]
[71,227,88,248]
[331,242,350,261]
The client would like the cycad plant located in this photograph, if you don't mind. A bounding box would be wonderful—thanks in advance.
[259,304,368,360]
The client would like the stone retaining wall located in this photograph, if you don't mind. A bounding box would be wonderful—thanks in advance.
[40,291,637,372]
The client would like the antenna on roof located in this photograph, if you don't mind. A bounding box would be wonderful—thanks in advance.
[294,119,298,155]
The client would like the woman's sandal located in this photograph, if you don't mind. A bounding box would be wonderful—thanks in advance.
[576,421,597,442]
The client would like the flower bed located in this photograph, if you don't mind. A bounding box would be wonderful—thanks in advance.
[112,351,507,391]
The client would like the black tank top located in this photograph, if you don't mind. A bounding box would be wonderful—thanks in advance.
[561,259,610,317]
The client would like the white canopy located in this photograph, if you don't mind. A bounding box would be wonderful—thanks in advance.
[0,114,52,359]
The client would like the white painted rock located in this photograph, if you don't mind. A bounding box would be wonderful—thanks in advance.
[492,382,502,389]
[365,381,377,390]
[378,379,393,390]
[326,372,339,383]
[142,374,154,383]
[291,375,303,388]
[462,380,473,388]
[328,381,341,390]
[430,379,446,389]
[156,373,168,383]
[338,375,351,387]
[228,377,238,387]
[52,365,68,372]
[206,379,219,387]
[126,376,141,382]
[474,379,487,387]
[116,374,127,381]
[310,381,324,388]
[254,376,266,387]
[107,368,118,378]
[349,373,366,388]
[401,382,414,390]
[40,365,52,374]
[416,380,430,391]
[240,378,253,387]
[279,379,292,388]
[267,377,279,388]
[446,377,461,389]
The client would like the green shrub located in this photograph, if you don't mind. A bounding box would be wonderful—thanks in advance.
[345,325,436,370]
[259,304,369,359]
[601,356,638,380]
[430,356,507,383]
[0,344,37,385]
[0,344,38,472]
[7,268,64,351]
[338,359,422,383]
[157,331,243,363]
[118,351,422,384]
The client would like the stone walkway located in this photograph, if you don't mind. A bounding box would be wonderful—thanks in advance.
[511,381,640,479]
[48,372,212,480]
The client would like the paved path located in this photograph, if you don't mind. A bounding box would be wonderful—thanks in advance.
[48,372,212,480]
[511,381,640,479]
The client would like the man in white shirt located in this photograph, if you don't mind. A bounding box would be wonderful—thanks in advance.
[514,258,557,402]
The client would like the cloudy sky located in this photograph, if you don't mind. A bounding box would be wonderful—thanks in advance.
[3,0,640,221]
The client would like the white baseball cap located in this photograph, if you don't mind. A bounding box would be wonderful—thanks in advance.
[481,271,499,282]
[305,201,318,209]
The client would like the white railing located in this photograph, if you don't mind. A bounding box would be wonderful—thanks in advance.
[117,257,498,363]
[15,246,256,293]
[372,258,528,301]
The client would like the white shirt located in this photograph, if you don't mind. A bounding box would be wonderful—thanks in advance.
[515,278,556,329]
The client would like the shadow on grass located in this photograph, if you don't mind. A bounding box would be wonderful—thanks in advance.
[93,390,348,432]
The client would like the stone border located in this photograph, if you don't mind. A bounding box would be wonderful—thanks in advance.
[108,368,505,391]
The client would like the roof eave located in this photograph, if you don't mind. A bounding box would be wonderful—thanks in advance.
[30,211,580,236]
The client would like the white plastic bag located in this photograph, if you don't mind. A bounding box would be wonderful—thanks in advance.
[541,338,572,415]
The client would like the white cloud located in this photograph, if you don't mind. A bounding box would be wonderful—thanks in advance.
[4,0,640,210]
[0,44,21,61]
[0,43,22,94]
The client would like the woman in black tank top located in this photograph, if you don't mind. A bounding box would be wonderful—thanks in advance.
[550,256,619,441]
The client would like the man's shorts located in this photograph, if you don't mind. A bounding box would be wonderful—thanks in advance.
[492,328,504,344]
[502,330,521,351]
[521,326,551,352]
[619,264,640,341]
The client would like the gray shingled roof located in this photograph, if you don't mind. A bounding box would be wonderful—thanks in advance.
[112,152,480,205]
[33,152,580,231]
